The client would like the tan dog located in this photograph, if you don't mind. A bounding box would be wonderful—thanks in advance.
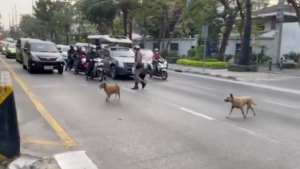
[99,83,120,102]
[224,93,256,118]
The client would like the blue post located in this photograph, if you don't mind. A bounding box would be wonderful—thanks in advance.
[268,59,272,71]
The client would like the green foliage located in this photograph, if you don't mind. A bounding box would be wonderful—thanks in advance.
[227,64,258,72]
[177,59,227,68]
[261,55,271,63]
[225,54,234,62]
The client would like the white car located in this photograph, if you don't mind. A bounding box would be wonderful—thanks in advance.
[57,45,71,61]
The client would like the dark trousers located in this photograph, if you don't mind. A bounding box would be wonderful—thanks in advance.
[65,58,73,71]
[86,62,95,78]
[74,59,81,73]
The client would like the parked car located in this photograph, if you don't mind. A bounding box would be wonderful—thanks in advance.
[5,43,17,58]
[1,41,8,54]
[22,40,65,74]
[100,46,147,79]
[16,38,43,64]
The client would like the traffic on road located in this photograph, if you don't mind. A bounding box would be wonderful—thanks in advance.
[1,37,300,169]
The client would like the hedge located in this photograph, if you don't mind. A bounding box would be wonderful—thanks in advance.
[177,59,227,68]
[227,64,258,72]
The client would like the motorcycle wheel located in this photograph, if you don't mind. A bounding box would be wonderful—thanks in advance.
[161,71,168,80]
[97,69,104,82]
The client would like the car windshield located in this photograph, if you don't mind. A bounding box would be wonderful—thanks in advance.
[8,43,15,48]
[110,48,134,57]
[140,50,153,59]
[31,43,58,52]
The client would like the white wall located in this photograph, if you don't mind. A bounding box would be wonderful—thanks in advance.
[133,38,198,56]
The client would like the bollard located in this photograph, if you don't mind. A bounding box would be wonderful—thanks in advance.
[268,59,272,71]
[280,57,283,70]
[0,71,20,163]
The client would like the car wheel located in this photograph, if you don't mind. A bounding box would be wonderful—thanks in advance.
[22,64,27,69]
[58,68,64,74]
[110,65,118,79]
[27,61,34,74]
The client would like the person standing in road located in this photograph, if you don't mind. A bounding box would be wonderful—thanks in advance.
[74,46,84,74]
[65,45,76,71]
[132,45,146,90]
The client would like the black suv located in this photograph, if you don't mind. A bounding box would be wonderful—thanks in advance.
[100,46,146,79]
[22,40,65,74]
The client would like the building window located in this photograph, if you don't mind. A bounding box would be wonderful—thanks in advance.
[170,43,179,51]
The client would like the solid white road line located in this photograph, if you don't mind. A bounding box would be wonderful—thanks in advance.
[121,87,137,93]
[263,100,298,109]
[180,107,214,120]
[192,85,214,91]
[169,71,300,95]
[54,150,98,169]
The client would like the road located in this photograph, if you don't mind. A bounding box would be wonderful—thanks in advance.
[1,54,300,169]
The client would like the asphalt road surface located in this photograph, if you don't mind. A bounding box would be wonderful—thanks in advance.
[1,55,300,169]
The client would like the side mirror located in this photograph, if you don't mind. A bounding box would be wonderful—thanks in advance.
[59,50,62,53]
[23,48,28,51]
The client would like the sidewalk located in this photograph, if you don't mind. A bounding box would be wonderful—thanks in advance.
[168,64,299,82]
[258,66,300,76]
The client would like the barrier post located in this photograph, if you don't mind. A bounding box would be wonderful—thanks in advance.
[0,71,20,163]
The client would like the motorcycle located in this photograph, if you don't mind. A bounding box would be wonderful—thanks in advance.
[87,58,105,82]
[74,54,88,74]
[148,58,168,80]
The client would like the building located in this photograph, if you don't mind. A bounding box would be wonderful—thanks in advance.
[224,4,299,63]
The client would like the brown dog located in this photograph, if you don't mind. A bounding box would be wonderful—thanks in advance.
[224,93,256,118]
[99,83,120,102]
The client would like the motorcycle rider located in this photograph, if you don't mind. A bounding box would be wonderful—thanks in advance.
[151,48,162,73]
[132,45,146,90]
[86,46,100,80]
[74,46,85,74]
[65,45,76,71]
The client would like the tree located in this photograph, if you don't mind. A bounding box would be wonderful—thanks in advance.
[287,0,300,27]
[239,0,252,65]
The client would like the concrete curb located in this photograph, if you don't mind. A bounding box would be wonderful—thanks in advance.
[168,67,238,81]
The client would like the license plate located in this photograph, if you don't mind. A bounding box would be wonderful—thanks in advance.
[44,66,53,70]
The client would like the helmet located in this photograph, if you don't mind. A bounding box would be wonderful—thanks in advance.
[133,45,140,50]
[154,48,159,52]
[70,45,74,49]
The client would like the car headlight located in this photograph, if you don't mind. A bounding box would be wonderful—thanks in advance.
[118,61,124,67]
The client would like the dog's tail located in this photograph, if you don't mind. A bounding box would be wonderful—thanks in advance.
[252,102,257,105]
[115,83,119,86]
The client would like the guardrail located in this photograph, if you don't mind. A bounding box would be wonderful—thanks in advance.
[0,71,20,163]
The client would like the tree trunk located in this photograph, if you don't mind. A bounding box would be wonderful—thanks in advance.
[128,16,133,40]
[122,9,128,36]
[166,14,184,50]
[218,9,238,60]
[239,0,252,65]
[156,17,164,49]
[142,18,147,48]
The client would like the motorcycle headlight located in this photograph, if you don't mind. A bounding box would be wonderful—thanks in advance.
[118,61,124,67]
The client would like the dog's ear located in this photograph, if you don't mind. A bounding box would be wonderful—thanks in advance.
[103,83,106,87]
[230,93,233,98]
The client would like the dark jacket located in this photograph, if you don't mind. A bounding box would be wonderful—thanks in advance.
[67,49,75,59]
[87,51,99,62]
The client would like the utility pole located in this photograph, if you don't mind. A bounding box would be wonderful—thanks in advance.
[8,13,11,28]
[11,9,14,27]
[32,0,34,16]
[275,0,284,64]
[15,5,18,26]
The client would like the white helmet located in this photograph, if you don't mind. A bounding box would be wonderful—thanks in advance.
[154,48,159,52]
[133,45,140,50]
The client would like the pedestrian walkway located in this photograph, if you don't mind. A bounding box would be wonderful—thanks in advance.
[168,64,299,82]
[259,66,300,76]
